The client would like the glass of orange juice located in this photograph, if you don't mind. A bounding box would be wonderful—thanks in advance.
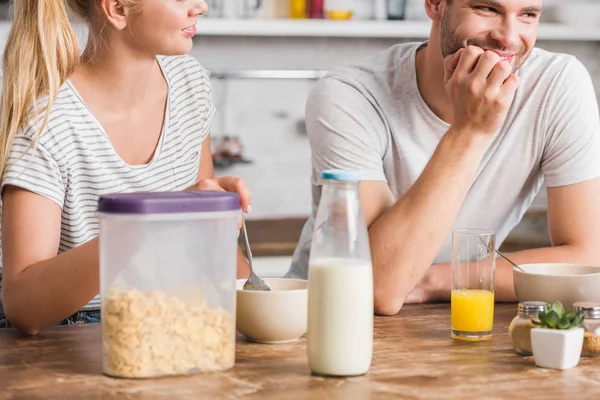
[451,229,495,341]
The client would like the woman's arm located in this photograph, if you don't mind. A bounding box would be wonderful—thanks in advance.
[1,186,100,335]
[2,134,251,335]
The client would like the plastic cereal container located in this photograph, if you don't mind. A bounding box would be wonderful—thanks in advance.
[97,191,240,378]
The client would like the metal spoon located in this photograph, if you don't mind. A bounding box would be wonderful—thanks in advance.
[241,217,271,291]
[479,237,526,273]
[495,248,527,273]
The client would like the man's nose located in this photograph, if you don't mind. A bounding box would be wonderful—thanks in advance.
[490,17,520,49]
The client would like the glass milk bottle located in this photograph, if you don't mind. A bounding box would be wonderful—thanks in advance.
[307,169,373,377]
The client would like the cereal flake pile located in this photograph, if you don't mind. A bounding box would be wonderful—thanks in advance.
[102,288,235,378]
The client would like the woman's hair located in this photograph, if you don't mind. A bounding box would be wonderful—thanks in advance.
[0,0,139,180]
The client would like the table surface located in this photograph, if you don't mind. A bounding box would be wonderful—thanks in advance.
[0,303,599,400]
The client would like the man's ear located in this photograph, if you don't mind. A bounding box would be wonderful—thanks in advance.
[425,0,448,22]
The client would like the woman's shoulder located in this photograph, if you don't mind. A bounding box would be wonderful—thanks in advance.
[157,55,215,140]
[157,55,215,127]
[18,83,83,143]
[157,55,211,90]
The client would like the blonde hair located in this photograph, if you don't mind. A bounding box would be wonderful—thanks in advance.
[0,0,139,180]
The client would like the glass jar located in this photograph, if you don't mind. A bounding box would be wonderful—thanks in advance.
[308,0,324,19]
[387,0,406,20]
[291,0,307,19]
[573,302,600,357]
[508,301,548,355]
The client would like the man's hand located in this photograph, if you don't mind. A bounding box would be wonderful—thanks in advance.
[404,283,432,304]
[444,46,520,136]
[404,263,451,304]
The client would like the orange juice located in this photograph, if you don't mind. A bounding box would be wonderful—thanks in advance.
[451,290,494,335]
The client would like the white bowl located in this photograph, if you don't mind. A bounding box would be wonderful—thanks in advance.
[236,278,308,344]
[513,263,600,310]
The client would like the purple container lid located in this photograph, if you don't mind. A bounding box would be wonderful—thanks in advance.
[97,191,241,214]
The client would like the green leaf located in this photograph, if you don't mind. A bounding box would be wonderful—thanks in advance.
[558,317,570,329]
[564,310,577,322]
[551,301,565,317]
[546,311,559,328]
[571,313,585,328]
[541,311,550,327]
[534,302,582,329]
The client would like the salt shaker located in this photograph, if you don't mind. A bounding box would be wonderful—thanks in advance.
[573,302,600,357]
[508,301,548,355]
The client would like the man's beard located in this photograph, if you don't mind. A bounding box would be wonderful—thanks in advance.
[440,10,529,74]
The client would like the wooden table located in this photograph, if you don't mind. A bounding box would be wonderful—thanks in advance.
[1,304,599,399]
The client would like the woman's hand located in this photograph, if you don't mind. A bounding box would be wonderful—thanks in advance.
[187,176,252,278]
[187,176,252,229]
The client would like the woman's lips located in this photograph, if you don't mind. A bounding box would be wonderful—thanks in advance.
[182,25,197,37]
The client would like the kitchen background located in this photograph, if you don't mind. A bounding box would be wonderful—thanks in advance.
[1,0,599,275]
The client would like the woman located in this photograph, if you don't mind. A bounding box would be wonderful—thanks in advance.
[0,0,251,335]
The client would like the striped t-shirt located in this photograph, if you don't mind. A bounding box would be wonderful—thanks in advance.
[0,55,216,311]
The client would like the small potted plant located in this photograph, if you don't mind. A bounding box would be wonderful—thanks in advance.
[530,301,585,370]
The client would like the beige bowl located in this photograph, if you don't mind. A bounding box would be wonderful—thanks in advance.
[513,263,600,310]
[236,278,308,344]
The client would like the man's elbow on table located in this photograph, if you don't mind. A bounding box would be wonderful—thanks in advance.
[372,262,413,316]
[374,288,404,316]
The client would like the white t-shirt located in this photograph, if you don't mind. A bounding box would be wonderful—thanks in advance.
[0,55,216,310]
[287,42,600,279]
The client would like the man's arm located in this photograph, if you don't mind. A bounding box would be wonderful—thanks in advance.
[306,48,517,315]
[409,56,600,304]
[362,48,519,315]
[364,131,493,315]
[409,177,600,304]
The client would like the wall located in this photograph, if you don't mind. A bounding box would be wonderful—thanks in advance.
[190,36,600,219]
[1,20,597,224]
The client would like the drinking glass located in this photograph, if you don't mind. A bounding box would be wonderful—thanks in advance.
[451,229,496,341]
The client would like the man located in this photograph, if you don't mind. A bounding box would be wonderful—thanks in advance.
[286,0,600,315]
